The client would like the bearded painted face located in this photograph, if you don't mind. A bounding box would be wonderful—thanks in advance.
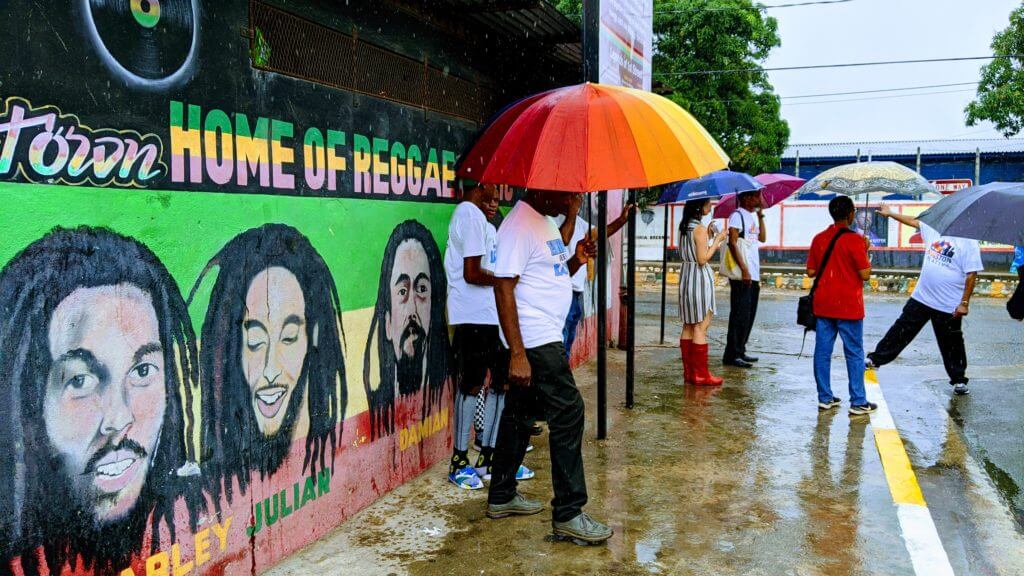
[385,239,432,396]
[44,283,166,524]
[242,266,309,437]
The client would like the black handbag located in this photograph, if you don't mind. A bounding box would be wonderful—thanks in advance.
[798,228,853,331]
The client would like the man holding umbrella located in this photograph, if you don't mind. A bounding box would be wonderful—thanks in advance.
[724,190,767,368]
[485,189,611,545]
[865,204,983,395]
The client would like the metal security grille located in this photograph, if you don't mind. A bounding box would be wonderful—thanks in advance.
[248,1,495,122]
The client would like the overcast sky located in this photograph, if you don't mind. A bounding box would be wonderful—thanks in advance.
[763,0,1020,144]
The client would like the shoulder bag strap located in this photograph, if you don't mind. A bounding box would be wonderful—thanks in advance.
[810,228,852,297]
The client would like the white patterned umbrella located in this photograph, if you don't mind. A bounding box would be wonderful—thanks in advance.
[798,161,935,198]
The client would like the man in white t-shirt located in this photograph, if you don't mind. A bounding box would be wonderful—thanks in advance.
[724,190,766,368]
[866,204,984,395]
[484,190,612,545]
[444,183,534,490]
[553,198,634,361]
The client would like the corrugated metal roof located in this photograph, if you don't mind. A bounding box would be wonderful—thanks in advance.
[783,138,1024,159]
[445,1,582,66]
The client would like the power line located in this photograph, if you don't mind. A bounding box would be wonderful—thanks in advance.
[654,54,1021,76]
[692,81,980,105]
[760,0,854,6]
[655,0,855,13]
[783,81,978,100]
[784,88,977,106]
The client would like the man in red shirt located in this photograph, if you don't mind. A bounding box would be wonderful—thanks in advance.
[806,196,876,415]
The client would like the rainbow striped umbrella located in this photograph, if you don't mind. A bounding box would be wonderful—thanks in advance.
[457,82,729,192]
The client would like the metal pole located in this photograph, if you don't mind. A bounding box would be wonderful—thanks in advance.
[975,147,981,185]
[596,193,608,439]
[583,0,606,439]
[583,0,599,83]
[916,146,922,174]
[794,150,800,178]
[659,204,669,345]
[626,190,637,409]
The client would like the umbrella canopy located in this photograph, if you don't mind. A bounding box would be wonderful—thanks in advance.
[918,182,1024,246]
[797,161,935,198]
[456,82,729,192]
[657,170,762,204]
[713,173,805,218]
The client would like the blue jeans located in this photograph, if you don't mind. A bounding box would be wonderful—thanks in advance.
[814,317,867,406]
[562,291,584,360]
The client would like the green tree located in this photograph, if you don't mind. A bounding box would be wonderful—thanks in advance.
[554,0,789,179]
[965,5,1024,136]
[554,0,582,23]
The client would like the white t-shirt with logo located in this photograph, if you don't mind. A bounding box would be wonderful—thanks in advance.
[728,208,761,279]
[553,214,590,293]
[494,201,573,349]
[912,223,984,314]
[445,202,498,326]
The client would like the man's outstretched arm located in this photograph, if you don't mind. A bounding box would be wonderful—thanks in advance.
[879,204,920,229]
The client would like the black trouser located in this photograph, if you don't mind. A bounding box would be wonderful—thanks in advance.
[488,342,587,522]
[452,324,501,395]
[724,280,760,362]
[868,297,968,385]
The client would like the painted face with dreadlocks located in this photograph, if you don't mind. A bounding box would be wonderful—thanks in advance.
[44,283,166,524]
[242,267,310,437]
[386,239,432,396]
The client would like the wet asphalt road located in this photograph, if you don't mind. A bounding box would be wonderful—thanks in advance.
[648,287,1024,575]
[267,288,1024,576]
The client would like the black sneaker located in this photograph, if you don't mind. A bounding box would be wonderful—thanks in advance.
[740,354,759,363]
[530,424,544,436]
[953,382,969,396]
[818,398,841,411]
[848,402,878,416]
[723,358,754,368]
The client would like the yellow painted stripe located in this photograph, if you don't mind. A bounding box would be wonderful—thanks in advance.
[874,428,927,506]
[599,84,729,182]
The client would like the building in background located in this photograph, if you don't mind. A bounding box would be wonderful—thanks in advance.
[640,139,1023,269]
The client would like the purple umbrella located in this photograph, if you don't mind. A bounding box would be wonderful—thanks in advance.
[713,173,805,218]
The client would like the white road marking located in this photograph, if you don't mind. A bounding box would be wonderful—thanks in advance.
[866,369,955,576]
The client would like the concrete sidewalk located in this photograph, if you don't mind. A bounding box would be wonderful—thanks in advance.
[266,293,1024,576]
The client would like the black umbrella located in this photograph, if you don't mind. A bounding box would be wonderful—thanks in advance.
[918,182,1024,246]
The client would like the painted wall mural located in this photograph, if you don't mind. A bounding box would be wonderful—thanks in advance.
[190,224,345,509]
[0,226,203,575]
[0,98,166,187]
[363,220,449,440]
[0,0,479,573]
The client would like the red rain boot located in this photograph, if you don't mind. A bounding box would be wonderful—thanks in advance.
[692,343,724,386]
[680,339,695,384]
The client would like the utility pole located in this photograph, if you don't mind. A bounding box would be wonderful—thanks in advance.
[583,0,607,440]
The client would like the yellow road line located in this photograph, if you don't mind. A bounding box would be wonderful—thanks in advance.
[864,368,954,575]
[874,429,927,506]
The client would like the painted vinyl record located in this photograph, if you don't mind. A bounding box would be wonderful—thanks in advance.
[87,0,196,81]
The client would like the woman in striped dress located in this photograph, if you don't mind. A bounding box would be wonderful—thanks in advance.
[678,198,728,385]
